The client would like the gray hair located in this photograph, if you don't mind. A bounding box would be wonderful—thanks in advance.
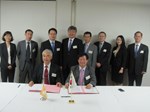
[42,49,53,57]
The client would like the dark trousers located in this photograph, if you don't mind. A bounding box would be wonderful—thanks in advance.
[95,68,107,85]
[1,68,15,82]
[19,61,34,83]
[62,66,71,84]
[128,74,143,86]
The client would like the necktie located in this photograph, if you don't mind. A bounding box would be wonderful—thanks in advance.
[68,39,72,51]
[84,44,88,53]
[44,65,49,84]
[78,69,84,85]
[135,44,139,58]
[99,42,102,53]
[26,42,30,61]
[51,41,55,52]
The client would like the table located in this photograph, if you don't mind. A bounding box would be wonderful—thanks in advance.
[0,83,150,112]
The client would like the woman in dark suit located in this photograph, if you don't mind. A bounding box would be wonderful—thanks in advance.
[0,31,16,82]
[110,35,127,85]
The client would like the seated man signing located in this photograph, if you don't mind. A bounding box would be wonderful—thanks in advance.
[29,49,62,87]
[65,53,96,89]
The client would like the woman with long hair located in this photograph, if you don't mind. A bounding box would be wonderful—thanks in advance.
[110,35,127,85]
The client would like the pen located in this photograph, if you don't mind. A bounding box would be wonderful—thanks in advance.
[61,96,71,98]
[18,85,21,88]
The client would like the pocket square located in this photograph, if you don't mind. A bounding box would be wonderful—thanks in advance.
[140,50,144,54]
[32,48,36,52]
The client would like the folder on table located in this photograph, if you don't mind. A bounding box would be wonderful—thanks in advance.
[68,86,99,94]
[29,84,61,93]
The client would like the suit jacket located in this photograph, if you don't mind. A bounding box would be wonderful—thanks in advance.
[84,43,97,68]
[62,38,84,68]
[110,46,127,68]
[0,42,16,69]
[32,63,62,85]
[94,41,111,72]
[65,65,96,86]
[127,43,149,75]
[17,40,38,71]
[40,40,62,66]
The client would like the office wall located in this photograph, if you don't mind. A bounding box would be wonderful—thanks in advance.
[0,0,57,82]
[75,0,150,86]
[0,0,150,86]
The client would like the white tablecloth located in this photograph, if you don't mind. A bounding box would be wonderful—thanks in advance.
[0,83,150,112]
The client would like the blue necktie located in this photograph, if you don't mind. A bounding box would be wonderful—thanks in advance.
[51,42,55,52]
[135,45,139,58]
[68,39,72,51]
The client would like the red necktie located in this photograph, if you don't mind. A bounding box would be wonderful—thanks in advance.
[44,65,49,84]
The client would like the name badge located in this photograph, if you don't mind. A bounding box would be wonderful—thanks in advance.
[86,75,91,80]
[88,50,93,54]
[57,48,60,51]
[52,73,57,77]
[73,45,77,49]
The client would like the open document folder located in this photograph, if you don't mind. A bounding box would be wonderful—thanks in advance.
[29,84,61,93]
[68,86,99,94]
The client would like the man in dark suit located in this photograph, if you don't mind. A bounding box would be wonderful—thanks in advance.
[40,28,62,66]
[29,49,62,87]
[127,31,149,86]
[17,29,38,83]
[62,26,84,83]
[83,31,97,69]
[65,53,96,89]
[94,32,111,85]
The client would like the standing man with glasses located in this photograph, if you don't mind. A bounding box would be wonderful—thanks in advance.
[17,29,38,83]
[127,31,149,86]
[94,32,111,85]
[62,26,84,83]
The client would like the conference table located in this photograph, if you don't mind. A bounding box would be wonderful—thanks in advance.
[0,83,150,112]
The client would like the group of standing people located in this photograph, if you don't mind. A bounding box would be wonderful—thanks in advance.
[0,26,149,87]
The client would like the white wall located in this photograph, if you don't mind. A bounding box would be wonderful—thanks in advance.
[0,0,57,82]
[0,0,150,86]
[75,0,150,86]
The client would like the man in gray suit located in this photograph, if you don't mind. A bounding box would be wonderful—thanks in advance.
[17,29,38,83]
[83,31,97,69]
[65,53,96,89]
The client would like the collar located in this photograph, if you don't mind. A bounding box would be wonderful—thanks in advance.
[69,38,75,42]
[99,41,104,45]
[79,66,86,71]
[85,42,90,46]
[44,63,51,69]
[49,40,55,44]
[135,43,141,46]
[26,40,31,43]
